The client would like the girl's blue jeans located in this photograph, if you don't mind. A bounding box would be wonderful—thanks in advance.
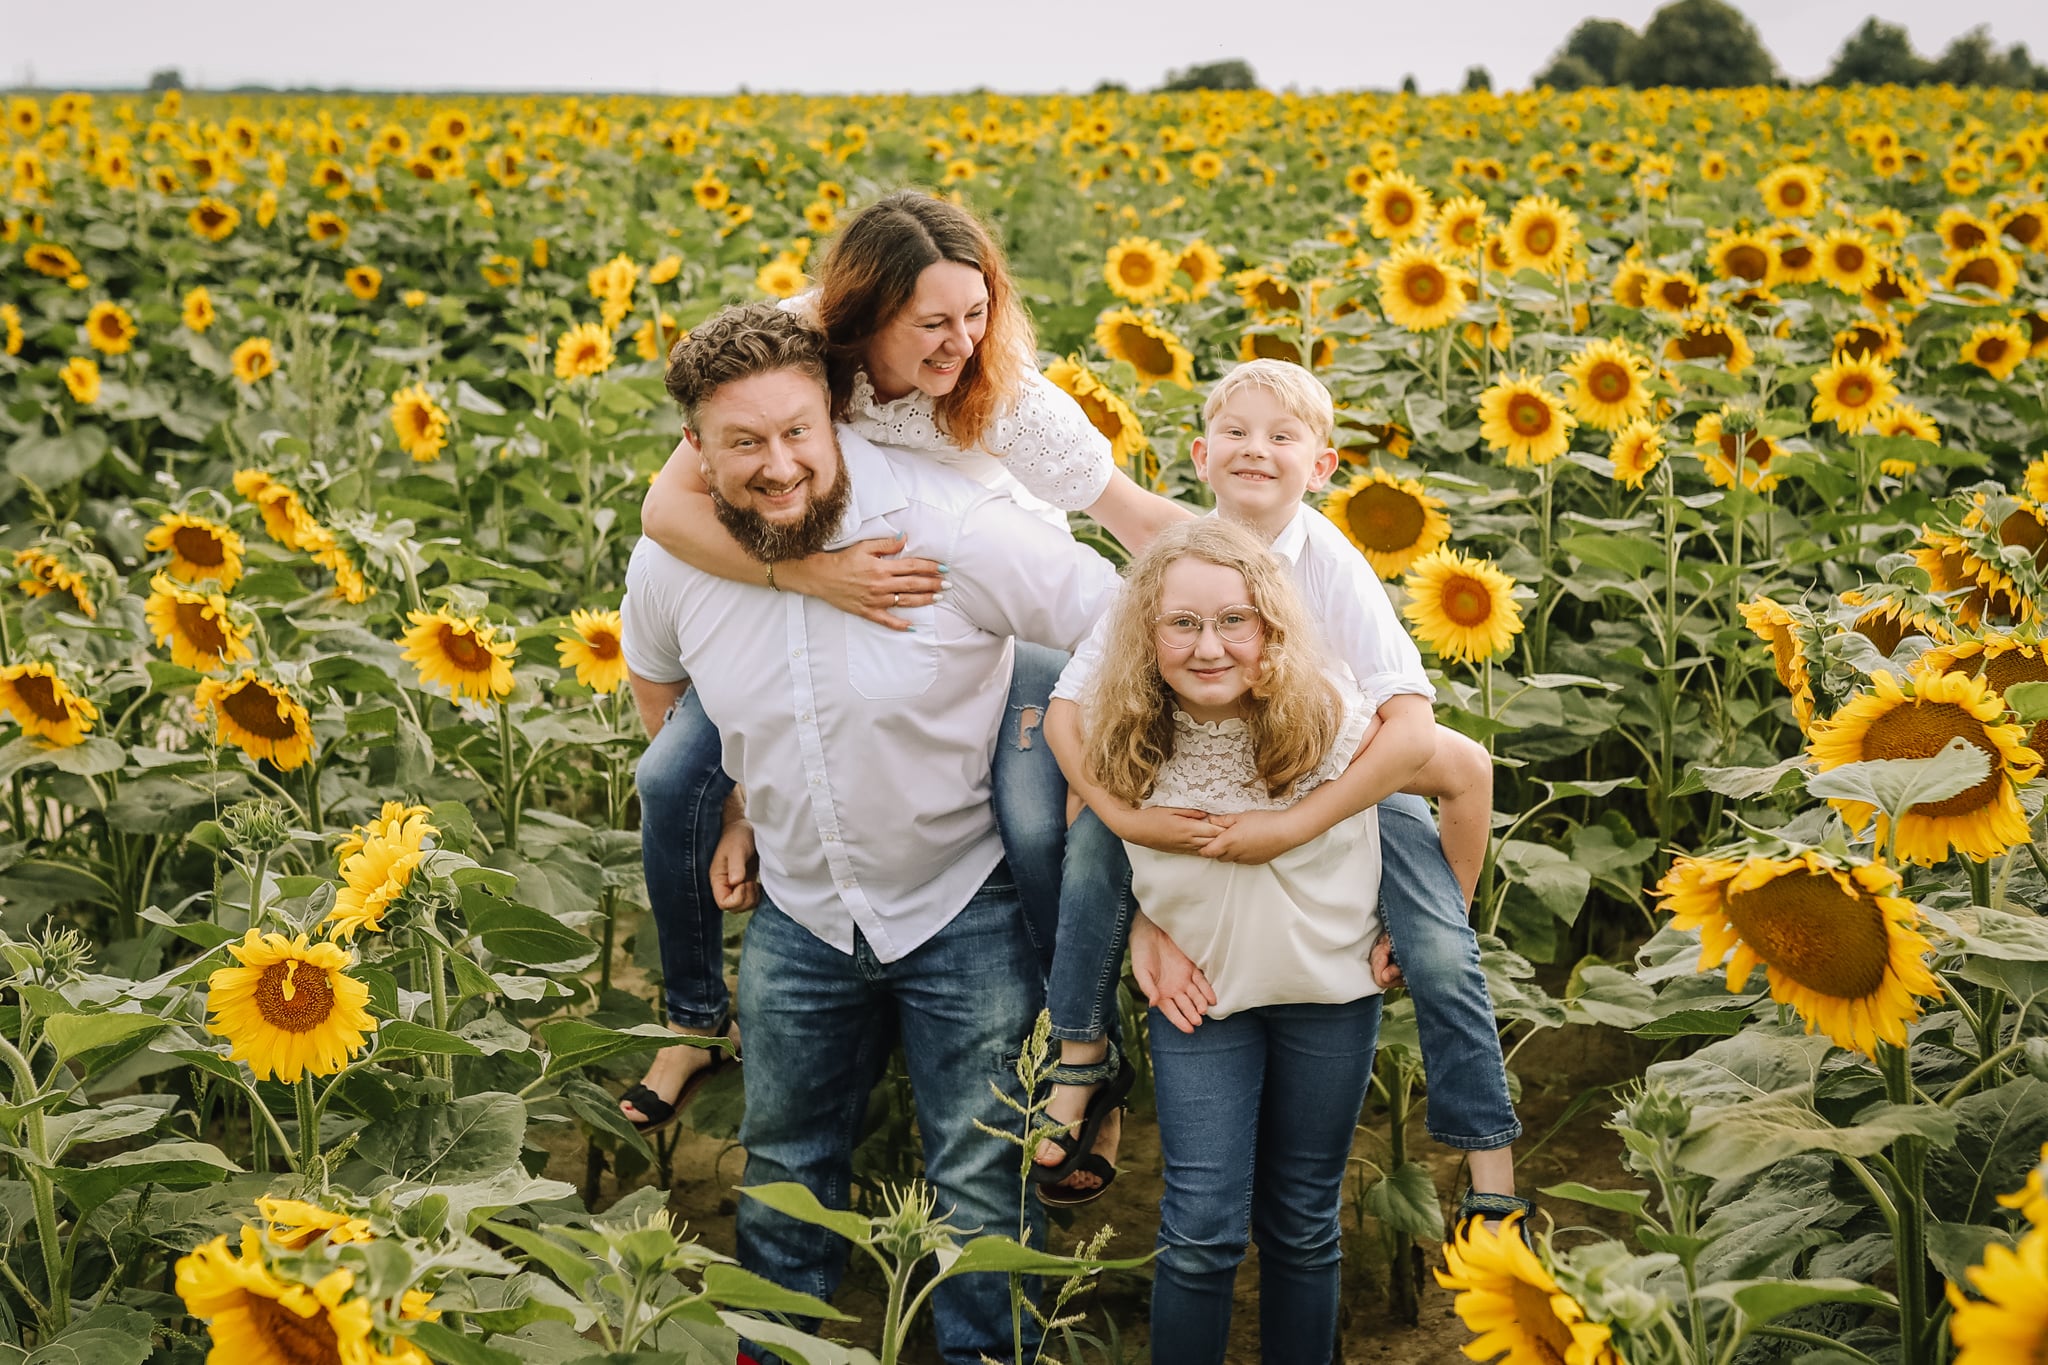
[1147,996,1384,1365]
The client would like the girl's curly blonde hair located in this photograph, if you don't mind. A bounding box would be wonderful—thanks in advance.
[1084,518,1344,807]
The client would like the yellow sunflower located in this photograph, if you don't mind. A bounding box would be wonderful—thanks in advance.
[1375,246,1469,333]
[231,337,277,385]
[175,1228,376,1365]
[14,545,97,617]
[1666,313,1755,375]
[1840,586,1953,657]
[1816,228,1884,294]
[1231,269,1302,316]
[1922,634,2048,756]
[145,575,253,672]
[389,384,449,463]
[753,252,804,300]
[1739,597,1814,726]
[1809,667,2041,864]
[1094,308,1195,391]
[1758,163,1823,218]
[2002,204,2048,253]
[24,242,81,278]
[1561,338,1653,432]
[1809,355,1898,433]
[1436,1215,1622,1365]
[85,301,136,355]
[1046,357,1148,465]
[1961,322,2029,381]
[1643,269,1705,316]
[557,608,628,693]
[1943,247,2020,301]
[305,211,349,247]
[59,356,101,405]
[400,608,517,704]
[1869,403,1940,473]
[1402,550,1524,664]
[1362,170,1433,242]
[1103,236,1176,304]
[0,662,97,747]
[1608,419,1666,491]
[1997,1144,2048,1226]
[1322,469,1452,580]
[327,807,436,939]
[1501,194,1579,275]
[343,265,382,301]
[234,470,324,552]
[1655,851,1938,1057]
[255,1196,374,1249]
[195,671,316,771]
[2023,310,2048,359]
[2030,455,2048,505]
[1433,196,1491,258]
[182,285,217,333]
[1950,1221,2048,1364]
[1770,226,1822,284]
[145,513,244,591]
[1863,261,1926,316]
[1832,317,1903,363]
[2,303,20,356]
[1938,207,1996,254]
[206,930,375,1082]
[1913,530,2031,629]
[1477,375,1575,468]
[1172,240,1224,300]
[1610,255,1655,308]
[1694,410,1786,493]
[553,321,615,381]
[1708,230,1777,286]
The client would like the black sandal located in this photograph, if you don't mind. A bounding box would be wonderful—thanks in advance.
[1029,1056,1136,1207]
[620,1025,740,1136]
[1454,1191,1536,1247]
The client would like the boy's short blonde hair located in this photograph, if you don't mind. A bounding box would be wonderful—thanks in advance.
[1201,358,1336,448]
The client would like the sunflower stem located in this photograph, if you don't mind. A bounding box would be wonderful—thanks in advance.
[294,1077,318,1173]
[1966,856,1992,910]
[245,850,270,930]
[1880,1043,1931,1365]
[1435,326,1452,410]
[0,1037,67,1331]
[2026,840,2048,886]
[424,940,452,1084]
[496,702,521,853]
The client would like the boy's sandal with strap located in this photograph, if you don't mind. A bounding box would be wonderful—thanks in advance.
[1030,1047,1137,1209]
[1454,1191,1537,1248]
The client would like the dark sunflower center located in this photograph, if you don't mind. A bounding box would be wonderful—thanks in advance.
[1507,394,1553,437]
[1403,265,1444,304]
[1841,327,1883,358]
[1869,273,1904,302]
[586,630,621,661]
[1834,244,1866,271]
[1956,260,2000,290]
[222,681,300,741]
[174,599,229,655]
[1853,608,1919,657]
[1345,485,1426,553]
[1781,245,1814,269]
[1117,325,1175,377]
[1385,194,1414,225]
[13,673,69,722]
[1780,181,1809,206]
[1660,280,1697,308]
[1523,221,1557,255]
[1119,255,1156,286]
[1999,510,2048,571]
[1977,338,2011,365]
[436,624,494,673]
[1858,701,2002,817]
[1587,361,1631,402]
[253,959,338,1034]
[1724,870,1891,999]
[2009,215,2043,247]
[2025,314,2048,345]
[1838,375,1875,407]
[1725,245,1769,281]
[1440,574,1495,627]
[1452,219,1479,246]
[1678,329,1736,362]
[1506,1276,1577,1365]
[245,1289,343,1365]
[1950,224,1988,250]
[96,314,124,338]
[1718,432,1776,468]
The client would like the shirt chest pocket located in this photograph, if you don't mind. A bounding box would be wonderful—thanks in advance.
[846,607,939,699]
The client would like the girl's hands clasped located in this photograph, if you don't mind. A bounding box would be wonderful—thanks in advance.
[1196,809,1306,865]
[784,533,945,630]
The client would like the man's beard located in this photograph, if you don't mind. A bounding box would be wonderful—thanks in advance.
[708,465,853,564]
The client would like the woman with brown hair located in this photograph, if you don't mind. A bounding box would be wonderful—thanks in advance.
[620,190,1182,1151]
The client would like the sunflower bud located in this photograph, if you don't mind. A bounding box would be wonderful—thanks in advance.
[30,925,93,985]
[1620,1079,1691,1143]
[221,798,293,857]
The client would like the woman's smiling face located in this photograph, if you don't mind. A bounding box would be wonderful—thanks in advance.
[865,260,989,403]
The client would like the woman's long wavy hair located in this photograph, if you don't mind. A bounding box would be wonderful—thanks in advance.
[815,190,1031,453]
[1085,519,1345,808]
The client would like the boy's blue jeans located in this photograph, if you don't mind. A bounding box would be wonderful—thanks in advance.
[1147,996,1384,1365]
[1043,792,1520,1151]
[734,876,1044,1365]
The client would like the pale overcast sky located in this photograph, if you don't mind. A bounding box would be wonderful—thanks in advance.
[5,0,2043,94]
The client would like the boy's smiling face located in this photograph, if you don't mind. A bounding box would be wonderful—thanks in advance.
[1191,384,1340,542]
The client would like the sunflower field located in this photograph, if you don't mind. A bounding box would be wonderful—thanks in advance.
[4,77,2048,1364]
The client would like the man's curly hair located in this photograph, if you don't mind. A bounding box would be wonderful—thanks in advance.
[664,302,829,430]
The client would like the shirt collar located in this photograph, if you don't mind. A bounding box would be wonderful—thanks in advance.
[1205,503,1310,565]
[824,425,909,550]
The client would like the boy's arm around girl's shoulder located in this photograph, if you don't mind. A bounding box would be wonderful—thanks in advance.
[1042,698,1225,856]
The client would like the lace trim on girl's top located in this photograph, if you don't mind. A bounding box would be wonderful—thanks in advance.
[1146,698,1373,814]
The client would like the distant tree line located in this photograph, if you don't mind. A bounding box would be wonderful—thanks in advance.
[1535,0,2048,90]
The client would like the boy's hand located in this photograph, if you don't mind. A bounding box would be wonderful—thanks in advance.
[709,820,759,911]
[1371,933,1405,990]
[1115,805,1225,855]
[1131,913,1214,1034]
[1198,809,1306,865]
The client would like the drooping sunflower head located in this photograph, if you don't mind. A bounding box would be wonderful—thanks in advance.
[1103,235,1176,304]
[1740,596,1816,725]
[1655,850,1939,1057]
[144,574,254,673]
[1045,358,1148,465]
[13,543,98,618]
[1362,170,1433,241]
[205,930,376,1082]
[1477,374,1575,467]
[1093,308,1194,391]
[1922,634,2048,756]
[1838,584,1954,660]
[1436,1215,1622,1365]
[0,662,98,747]
[1401,549,1524,665]
[182,285,217,333]
[195,671,316,771]
[1809,354,1899,434]
[1322,469,1451,580]
[145,513,245,590]
[1230,268,1302,316]
[1808,666,2041,864]
[1374,245,1469,333]
[255,1196,374,1250]
[1912,528,2032,629]
[401,608,517,705]
[389,384,450,462]
[1561,337,1653,432]
[1665,312,1755,376]
[175,1227,377,1365]
[1607,419,1667,492]
[557,608,628,694]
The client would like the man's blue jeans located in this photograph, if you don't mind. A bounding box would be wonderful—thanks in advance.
[734,874,1045,1365]
[1147,996,1384,1365]
[635,644,1084,1030]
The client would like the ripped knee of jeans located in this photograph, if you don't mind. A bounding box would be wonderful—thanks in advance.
[1014,706,1042,751]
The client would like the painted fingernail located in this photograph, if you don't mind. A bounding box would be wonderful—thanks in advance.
[937,563,951,572]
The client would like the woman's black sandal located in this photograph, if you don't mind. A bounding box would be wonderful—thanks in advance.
[1030,1052,1137,1208]
[620,1024,741,1137]
[1454,1191,1537,1247]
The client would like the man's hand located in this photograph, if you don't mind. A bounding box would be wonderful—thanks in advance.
[780,534,944,630]
[1371,933,1405,990]
[1131,913,1214,1034]
[1114,805,1225,855]
[1198,809,1307,865]
[709,820,759,911]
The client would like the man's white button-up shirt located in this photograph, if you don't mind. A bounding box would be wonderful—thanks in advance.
[622,427,1120,963]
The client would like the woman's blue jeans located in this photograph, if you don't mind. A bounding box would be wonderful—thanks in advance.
[1148,996,1384,1365]
[634,643,1105,1032]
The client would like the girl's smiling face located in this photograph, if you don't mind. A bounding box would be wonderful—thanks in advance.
[865,260,989,403]
[1154,558,1266,723]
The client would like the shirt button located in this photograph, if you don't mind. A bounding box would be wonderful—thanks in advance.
[791,649,803,659]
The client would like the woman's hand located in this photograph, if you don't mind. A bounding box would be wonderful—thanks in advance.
[1131,913,1214,1033]
[709,820,760,911]
[1197,809,1307,865]
[779,534,945,630]
[1113,806,1225,855]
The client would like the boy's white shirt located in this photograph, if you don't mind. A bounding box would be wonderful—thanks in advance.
[1050,502,1434,708]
